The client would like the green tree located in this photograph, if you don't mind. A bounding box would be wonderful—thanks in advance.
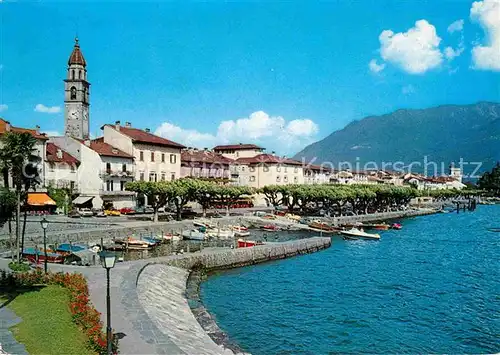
[478,162,500,196]
[125,181,171,222]
[0,187,16,261]
[0,132,41,262]
[216,185,253,216]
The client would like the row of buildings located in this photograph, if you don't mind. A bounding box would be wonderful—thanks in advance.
[0,39,466,211]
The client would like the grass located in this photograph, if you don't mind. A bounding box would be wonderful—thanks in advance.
[1,285,96,355]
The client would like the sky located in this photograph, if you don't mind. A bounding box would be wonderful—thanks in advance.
[1,0,499,155]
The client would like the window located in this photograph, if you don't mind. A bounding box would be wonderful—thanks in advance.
[122,164,127,172]
[276,176,281,182]
[71,70,75,80]
[294,167,298,173]
[151,152,155,162]
[106,162,111,173]
[284,176,288,182]
[250,176,256,182]
[149,173,157,182]
[70,164,75,172]
[236,152,239,157]
[171,173,176,181]
[120,181,126,191]
[70,86,77,100]
[241,166,245,172]
[161,173,166,181]
[70,181,75,191]
[106,180,113,191]
[139,172,145,181]
[284,167,288,173]
[48,163,55,172]
[263,166,269,172]
[161,153,165,163]
[276,166,281,172]
[79,70,82,79]
[249,167,255,172]
[294,176,298,183]
[139,151,144,161]
[170,154,176,164]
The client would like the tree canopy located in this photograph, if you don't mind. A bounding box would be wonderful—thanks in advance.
[478,163,500,196]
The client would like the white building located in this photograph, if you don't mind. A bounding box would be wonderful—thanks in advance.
[45,142,79,191]
[303,164,332,184]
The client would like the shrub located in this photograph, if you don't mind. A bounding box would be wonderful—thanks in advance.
[8,262,31,272]
[0,270,118,354]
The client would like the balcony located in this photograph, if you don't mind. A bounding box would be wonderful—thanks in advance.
[100,169,135,178]
[99,189,136,196]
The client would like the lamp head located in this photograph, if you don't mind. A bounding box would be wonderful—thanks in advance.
[40,218,49,230]
[99,251,116,269]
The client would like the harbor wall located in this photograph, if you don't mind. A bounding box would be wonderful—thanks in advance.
[133,237,331,355]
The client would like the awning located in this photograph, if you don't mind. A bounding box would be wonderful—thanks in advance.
[72,196,94,205]
[27,193,56,206]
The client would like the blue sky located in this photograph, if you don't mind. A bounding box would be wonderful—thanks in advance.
[1,0,499,155]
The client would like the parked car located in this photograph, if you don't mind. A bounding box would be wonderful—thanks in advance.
[104,209,121,216]
[144,207,154,214]
[68,210,81,218]
[120,207,135,215]
[96,211,107,218]
[79,208,94,217]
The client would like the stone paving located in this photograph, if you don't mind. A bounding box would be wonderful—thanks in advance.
[0,307,28,355]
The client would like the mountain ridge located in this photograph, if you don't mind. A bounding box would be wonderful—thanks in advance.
[293,102,500,177]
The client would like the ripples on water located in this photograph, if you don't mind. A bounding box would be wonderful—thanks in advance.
[201,206,500,354]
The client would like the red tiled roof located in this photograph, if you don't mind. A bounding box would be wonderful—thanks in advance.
[46,143,80,165]
[213,143,264,151]
[235,154,303,166]
[304,164,333,172]
[0,118,48,140]
[88,140,134,159]
[68,38,86,66]
[103,125,185,148]
[181,150,233,165]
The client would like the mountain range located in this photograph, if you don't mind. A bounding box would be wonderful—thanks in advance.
[293,102,500,178]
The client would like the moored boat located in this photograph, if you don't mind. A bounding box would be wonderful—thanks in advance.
[193,219,216,229]
[22,248,65,264]
[206,228,235,239]
[182,228,206,241]
[162,233,181,241]
[391,223,402,230]
[340,228,380,240]
[237,239,264,248]
[308,220,340,232]
[261,224,281,231]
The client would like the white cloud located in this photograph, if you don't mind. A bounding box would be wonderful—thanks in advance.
[368,59,385,73]
[378,20,443,74]
[0,104,8,112]
[402,85,416,95]
[448,19,465,33]
[154,111,320,155]
[470,0,500,71]
[42,130,62,137]
[34,104,61,114]
[444,45,465,60]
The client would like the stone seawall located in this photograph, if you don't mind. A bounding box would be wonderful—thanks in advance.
[133,237,331,355]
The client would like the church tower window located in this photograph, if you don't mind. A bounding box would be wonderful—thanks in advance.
[70,86,77,100]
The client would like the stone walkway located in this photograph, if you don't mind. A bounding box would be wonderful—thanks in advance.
[0,307,28,355]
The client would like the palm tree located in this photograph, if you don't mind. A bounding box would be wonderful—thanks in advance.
[0,132,41,262]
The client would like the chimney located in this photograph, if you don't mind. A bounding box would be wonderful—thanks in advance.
[115,121,120,130]
[35,125,40,134]
[145,128,150,133]
[204,147,208,151]
[84,139,90,147]
[56,149,63,159]
[5,121,11,132]
[125,122,131,127]
[271,151,275,156]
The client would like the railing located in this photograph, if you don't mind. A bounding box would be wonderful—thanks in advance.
[99,190,135,196]
[100,170,135,178]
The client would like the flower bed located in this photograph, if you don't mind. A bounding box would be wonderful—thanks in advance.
[0,270,118,354]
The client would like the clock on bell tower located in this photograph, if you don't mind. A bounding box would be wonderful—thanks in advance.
[64,37,90,139]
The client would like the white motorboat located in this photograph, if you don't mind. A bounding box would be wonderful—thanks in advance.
[193,219,216,229]
[181,229,206,241]
[340,228,380,240]
[162,233,181,242]
[206,228,235,239]
[234,230,250,237]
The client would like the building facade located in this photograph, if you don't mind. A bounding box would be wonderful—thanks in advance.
[213,144,265,160]
[45,142,80,191]
[181,148,232,180]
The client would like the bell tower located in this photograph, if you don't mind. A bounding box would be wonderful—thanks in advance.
[64,37,90,139]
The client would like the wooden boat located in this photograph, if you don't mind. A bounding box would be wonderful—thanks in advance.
[340,228,380,240]
[261,224,281,231]
[487,227,500,233]
[237,239,264,248]
[391,223,402,230]
[308,220,340,232]
[54,243,87,256]
[162,233,181,242]
[372,223,390,231]
[22,248,64,264]
[182,229,206,241]
[193,219,216,228]
[206,228,235,239]
[230,225,250,237]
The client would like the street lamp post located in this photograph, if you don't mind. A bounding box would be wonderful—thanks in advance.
[99,251,116,355]
[40,218,49,273]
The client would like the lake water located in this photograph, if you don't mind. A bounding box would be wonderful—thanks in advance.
[201,206,500,354]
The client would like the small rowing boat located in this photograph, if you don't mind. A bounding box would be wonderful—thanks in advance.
[237,239,264,248]
[261,224,281,231]
[340,228,380,240]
